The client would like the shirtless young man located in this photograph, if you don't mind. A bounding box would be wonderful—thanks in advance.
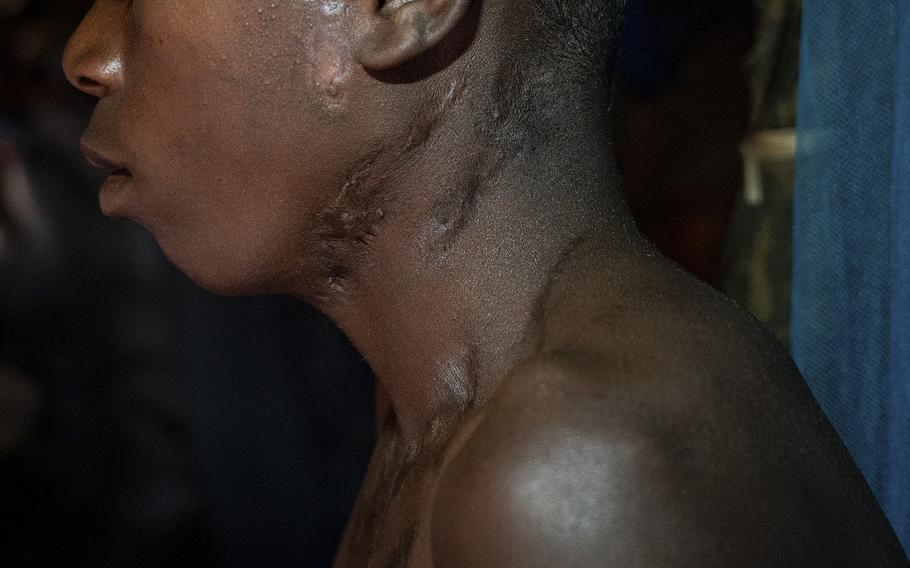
[63,0,908,566]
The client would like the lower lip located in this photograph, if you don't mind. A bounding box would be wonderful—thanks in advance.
[98,172,134,217]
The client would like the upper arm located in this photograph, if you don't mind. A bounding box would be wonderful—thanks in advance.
[431,428,685,568]
[430,359,715,568]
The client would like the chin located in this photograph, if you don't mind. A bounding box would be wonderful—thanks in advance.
[182,266,265,297]
[172,257,261,297]
[155,233,283,297]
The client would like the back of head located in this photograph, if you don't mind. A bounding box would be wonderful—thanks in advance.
[475,0,627,143]
[524,0,627,80]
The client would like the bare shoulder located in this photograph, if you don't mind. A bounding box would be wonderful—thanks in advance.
[431,352,699,567]
[431,347,910,567]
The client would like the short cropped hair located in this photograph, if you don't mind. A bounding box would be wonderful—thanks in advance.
[526,0,627,77]
[483,0,626,139]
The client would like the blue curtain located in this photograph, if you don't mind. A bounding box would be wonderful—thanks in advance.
[793,0,910,555]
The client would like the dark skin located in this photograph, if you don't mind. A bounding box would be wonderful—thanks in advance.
[63,0,908,566]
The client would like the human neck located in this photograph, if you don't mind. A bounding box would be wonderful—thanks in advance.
[309,111,639,444]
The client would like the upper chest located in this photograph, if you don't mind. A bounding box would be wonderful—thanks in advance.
[334,442,443,568]
[334,414,483,568]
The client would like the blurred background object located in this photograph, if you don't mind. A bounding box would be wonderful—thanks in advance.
[719,0,800,344]
[615,0,752,284]
[0,363,39,454]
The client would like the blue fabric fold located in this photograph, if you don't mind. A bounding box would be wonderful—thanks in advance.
[793,1,910,555]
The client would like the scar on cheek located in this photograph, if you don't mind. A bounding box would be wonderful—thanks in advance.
[311,30,351,100]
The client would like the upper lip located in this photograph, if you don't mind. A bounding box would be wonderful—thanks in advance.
[79,140,131,176]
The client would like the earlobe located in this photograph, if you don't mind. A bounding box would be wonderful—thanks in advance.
[351,0,472,71]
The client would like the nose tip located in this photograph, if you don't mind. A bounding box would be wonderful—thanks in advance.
[62,4,125,98]
[63,67,110,99]
[63,54,123,98]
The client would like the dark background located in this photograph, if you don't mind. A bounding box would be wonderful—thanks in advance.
[0,0,753,566]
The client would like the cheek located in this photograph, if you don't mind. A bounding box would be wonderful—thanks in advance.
[128,0,353,172]
[125,9,293,194]
[118,1,363,292]
[310,22,353,103]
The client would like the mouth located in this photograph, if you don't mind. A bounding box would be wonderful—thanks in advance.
[79,140,132,177]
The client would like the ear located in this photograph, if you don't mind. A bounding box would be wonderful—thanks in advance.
[351,0,472,71]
